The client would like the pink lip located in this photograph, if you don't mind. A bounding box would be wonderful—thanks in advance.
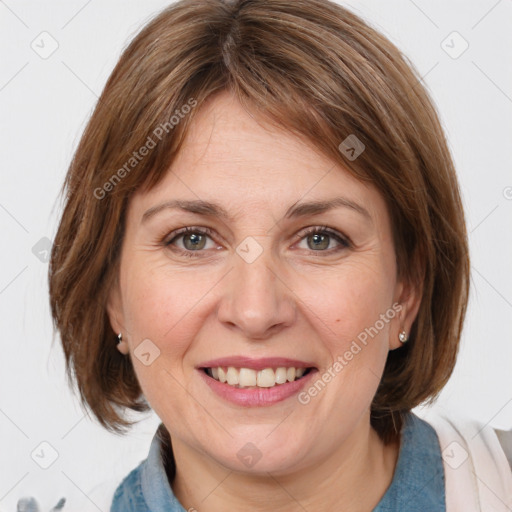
[197,367,318,407]
[197,356,316,371]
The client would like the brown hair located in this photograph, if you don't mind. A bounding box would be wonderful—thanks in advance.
[49,0,469,443]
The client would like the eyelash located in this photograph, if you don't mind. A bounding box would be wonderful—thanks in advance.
[162,225,351,259]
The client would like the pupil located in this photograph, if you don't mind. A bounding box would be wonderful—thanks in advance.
[184,233,205,250]
[308,233,329,250]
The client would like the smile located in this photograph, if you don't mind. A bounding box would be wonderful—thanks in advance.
[197,357,318,407]
[204,366,312,388]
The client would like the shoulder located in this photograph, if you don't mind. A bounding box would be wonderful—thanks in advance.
[413,407,512,511]
[74,460,148,512]
[109,461,151,512]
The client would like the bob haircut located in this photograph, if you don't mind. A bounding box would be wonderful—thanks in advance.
[49,0,469,444]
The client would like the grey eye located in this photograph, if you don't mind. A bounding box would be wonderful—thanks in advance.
[307,232,331,250]
[182,232,207,250]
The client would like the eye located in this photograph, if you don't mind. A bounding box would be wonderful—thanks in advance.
[296,226,350,253]
[162,225,351,258]
[164,226,217,255]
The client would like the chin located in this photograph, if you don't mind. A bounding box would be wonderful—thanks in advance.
[205,430,310,475]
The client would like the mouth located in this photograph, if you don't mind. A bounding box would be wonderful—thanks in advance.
[201,366,315,389]
[197,357,318,406]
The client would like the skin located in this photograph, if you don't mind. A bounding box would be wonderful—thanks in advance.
[107,90,421,511]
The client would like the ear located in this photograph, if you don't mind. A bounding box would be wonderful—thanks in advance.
[106,277,130,355]
[389,270,424,351]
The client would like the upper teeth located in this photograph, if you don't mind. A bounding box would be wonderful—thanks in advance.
[208,367,307,388]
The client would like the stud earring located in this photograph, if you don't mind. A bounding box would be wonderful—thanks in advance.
[117,333,122,344]
[398,330,408,343]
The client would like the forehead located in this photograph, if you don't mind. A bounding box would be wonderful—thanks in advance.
[174,92,331,185]
[129,91,387,222]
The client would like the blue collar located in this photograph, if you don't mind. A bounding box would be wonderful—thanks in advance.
[373,412,446,511]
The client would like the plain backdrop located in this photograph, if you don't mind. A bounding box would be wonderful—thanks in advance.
[1,0,511,509]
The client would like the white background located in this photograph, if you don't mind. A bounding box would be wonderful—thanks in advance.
[1,0,511,510]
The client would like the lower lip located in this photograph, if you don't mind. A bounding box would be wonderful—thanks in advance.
[197,368,317,407]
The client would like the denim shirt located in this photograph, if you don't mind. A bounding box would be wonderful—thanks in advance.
[111,411,445,512]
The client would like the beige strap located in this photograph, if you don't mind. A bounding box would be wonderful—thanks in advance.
[419,409,512,512]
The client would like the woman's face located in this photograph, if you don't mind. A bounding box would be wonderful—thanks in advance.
[108,91,416,474]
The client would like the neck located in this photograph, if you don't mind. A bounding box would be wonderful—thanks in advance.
[168,413,400,512]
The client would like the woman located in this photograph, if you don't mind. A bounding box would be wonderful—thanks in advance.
[47,0,512,510]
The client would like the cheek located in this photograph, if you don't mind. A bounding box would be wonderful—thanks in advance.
[121,258,218,347]
[292,260,396,416]
[297,261,395,345]
[117,262,205,406]
[119,261,217,420]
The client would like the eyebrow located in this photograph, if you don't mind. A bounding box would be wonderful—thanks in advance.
[141,197,372,224]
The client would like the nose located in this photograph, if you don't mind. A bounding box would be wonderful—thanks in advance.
[216,243,297,340]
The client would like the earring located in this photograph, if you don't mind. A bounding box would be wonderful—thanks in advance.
[116,332,129,355]
[398,330,408,343]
